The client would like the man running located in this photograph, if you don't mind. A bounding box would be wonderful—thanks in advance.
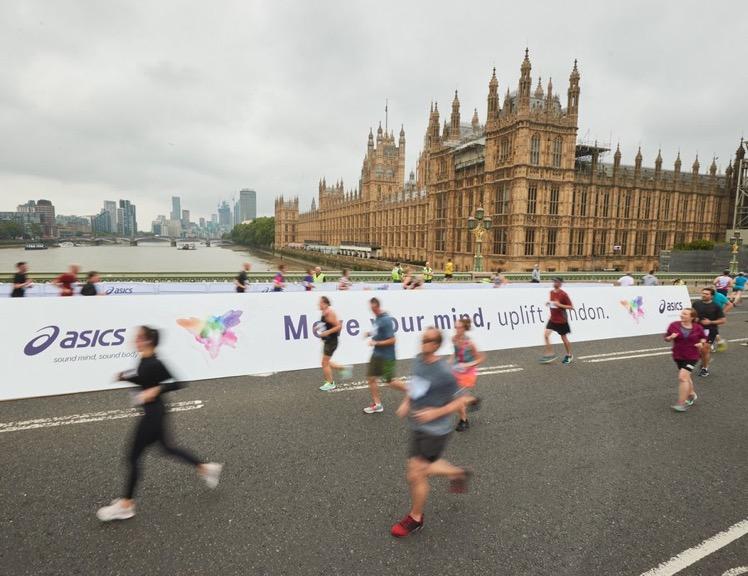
[11,261,32,297]
[53,264,79,296]
[731,272,746,306]
[338,268,352,291]
[692,287,726,377]
[302,268,314,291]
[273,264,286,292]
[80,272,102,296]
[235,262,251,293]
[711,289,733,352]
[616,271,635,287]
[540,277,574,365]
[389,327,476,538]
[444,259,454,281]
[318,296,345,391]
[713,270,733,297]
[96,326,222,522]
[641,270,659,286]
[423,262,434,283]
[364,297,396,413]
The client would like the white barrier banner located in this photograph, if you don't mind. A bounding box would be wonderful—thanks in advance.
[0,286,689,400]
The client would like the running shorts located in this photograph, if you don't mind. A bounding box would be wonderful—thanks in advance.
[733,287,743,293]
[367,356,396,382]
[716,288,728,297]
[704,327,719,343]
[409,430,449,463]
[674,359,697,372]
[546,321,571,335]
[323,339,338,357]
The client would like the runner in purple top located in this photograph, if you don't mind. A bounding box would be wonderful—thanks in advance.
[664,308,706,412]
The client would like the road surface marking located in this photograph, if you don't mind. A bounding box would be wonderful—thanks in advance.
[581,338,748,363]
[722,568,748,576]
[640,518,748,576]
[0,400,204,433]
[579,347,669,359]
[585,351,672,363]
[329,367,523,393]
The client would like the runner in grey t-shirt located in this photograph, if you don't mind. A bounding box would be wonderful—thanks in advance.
[388,327,478,538]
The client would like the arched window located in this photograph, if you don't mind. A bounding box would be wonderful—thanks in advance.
[552,137,563,167]
[530,134,541,165]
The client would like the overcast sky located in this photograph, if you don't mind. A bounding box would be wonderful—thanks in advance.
[0,0,744,226]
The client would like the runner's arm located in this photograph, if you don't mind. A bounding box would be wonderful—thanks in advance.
[322,310,342,337]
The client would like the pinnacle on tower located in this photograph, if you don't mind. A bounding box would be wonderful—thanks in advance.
[655,148,663,173]
[614,143,622,166]
[692,154,700,174]
[472,108,480,130]
[535,77,544,98]
[519,48,532,103]
[674,151,682,172]
[546,77,553,100]
[489,67,498,89]
[710,157,717,176]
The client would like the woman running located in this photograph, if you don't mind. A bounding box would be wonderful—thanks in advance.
[451,318,485,431]
[96,326,222,522]
[664,308,706,412]
[318,296,352,391]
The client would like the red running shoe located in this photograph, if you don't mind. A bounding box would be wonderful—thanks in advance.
[391,514,424,538]
[449,468,473,494]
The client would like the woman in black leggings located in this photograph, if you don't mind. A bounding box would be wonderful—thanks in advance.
[97,326,222,522]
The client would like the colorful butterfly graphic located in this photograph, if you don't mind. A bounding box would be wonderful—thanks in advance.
[177,310,243,359]
[619,296,645,323]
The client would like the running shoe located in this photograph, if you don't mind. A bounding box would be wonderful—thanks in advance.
[539,355,557,364]
[716,340,728,352]
[671,403,689,412]
[467,396,482,412]
[96,499,135,522]
[449,468,473,493]
[319,382,336,391]
[201,463,223,489]
[685,393,698,407]
[561,355,574,365]
[698,367,710,377]
[391,514,424,538]
[363,403,383,414]
[336,365,354,380]
[455,419,469,432]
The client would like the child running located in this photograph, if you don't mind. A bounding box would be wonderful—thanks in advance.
[665,309,706,412]
[450,318,484,431]
[96,326,222,522]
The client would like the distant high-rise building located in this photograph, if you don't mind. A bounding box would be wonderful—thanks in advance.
[171,196,182,221]
[117,199,137,237]
[238,189,257,222]
[199,217,206,228]
[218,201,232,227]
[182,209,190,225]
[211,213,218,224]
[103,201,117,232]
[92,210,112,235]
[18,199,57,237]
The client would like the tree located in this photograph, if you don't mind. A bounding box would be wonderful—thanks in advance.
[230,217,274,248]
[0,221,23,240]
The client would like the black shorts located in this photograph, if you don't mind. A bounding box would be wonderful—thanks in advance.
[546,321,571,335]
[674,359,697,372]
[716,288,728,297]
[704,327,719,343]
[409,430,449,463]
[323,339,338,357]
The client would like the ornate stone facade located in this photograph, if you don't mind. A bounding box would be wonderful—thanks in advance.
[275,51,733,272]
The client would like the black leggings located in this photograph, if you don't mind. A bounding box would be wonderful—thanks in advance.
[125,401,201,498]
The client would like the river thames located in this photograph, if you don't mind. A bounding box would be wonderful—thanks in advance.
[0,243,278,273]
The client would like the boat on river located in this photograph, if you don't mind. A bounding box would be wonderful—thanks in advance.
[24,243,48,250]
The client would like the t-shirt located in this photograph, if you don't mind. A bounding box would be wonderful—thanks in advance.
[407,355,459,436]
[56,273,77,296]
[618,275,635,286]
[531,269,541,281]
[715,275,732,290]
[548,288,572,324]
[712,291,729,309]
[665,321,706,361]
[642,274,658,286]
[692,300,725,324]
[370,312,396,360]
[236,270,248,293]
[11,272,27,297]
[303,274,314,291]
[445,262,454,275]
[338,277,352,290]
[80,282,98,296]
[734,276,747,290]
[273,272,284,292]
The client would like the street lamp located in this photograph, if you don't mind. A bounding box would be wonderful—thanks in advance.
[467,207,492,272]
[729,231,742,275]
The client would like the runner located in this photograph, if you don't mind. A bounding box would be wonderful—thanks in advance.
[80,272,102,296]
[318,296,349,391]
[711,289,734,352]
[96,326,222,522]
[691,287,726,377]
[616,271,635,287]
[450,318,484,431]
[391,262,403,283]
[423,262,434,283]
[540,277,574,364]
[731,272,746,306]
[272,264,286,292]
[313,266,326,284]
[713,269,733,297]
[53,264,80,296]
[402,268,414,289]
[338,268,353,291]
[363,297,396,413]
[234,262,251,293]
[492,268,508,288]
[641,270,659,286]
[444,259,454,281]
[302,267,315,291]
[11,261,32,298]
[531,264,541,284]
[389,327,477,538]
[665,308,706,412]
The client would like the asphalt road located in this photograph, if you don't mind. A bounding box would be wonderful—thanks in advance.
[1,314,747,576]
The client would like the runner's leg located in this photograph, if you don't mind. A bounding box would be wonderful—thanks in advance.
[560,334,572,356]
[406,458,430,521]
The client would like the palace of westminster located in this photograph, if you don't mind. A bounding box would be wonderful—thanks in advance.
[275,50,744,272]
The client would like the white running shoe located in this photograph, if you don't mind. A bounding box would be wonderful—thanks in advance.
[96,499,135,522]
[363,403,384,414]
[201,463,223,489]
